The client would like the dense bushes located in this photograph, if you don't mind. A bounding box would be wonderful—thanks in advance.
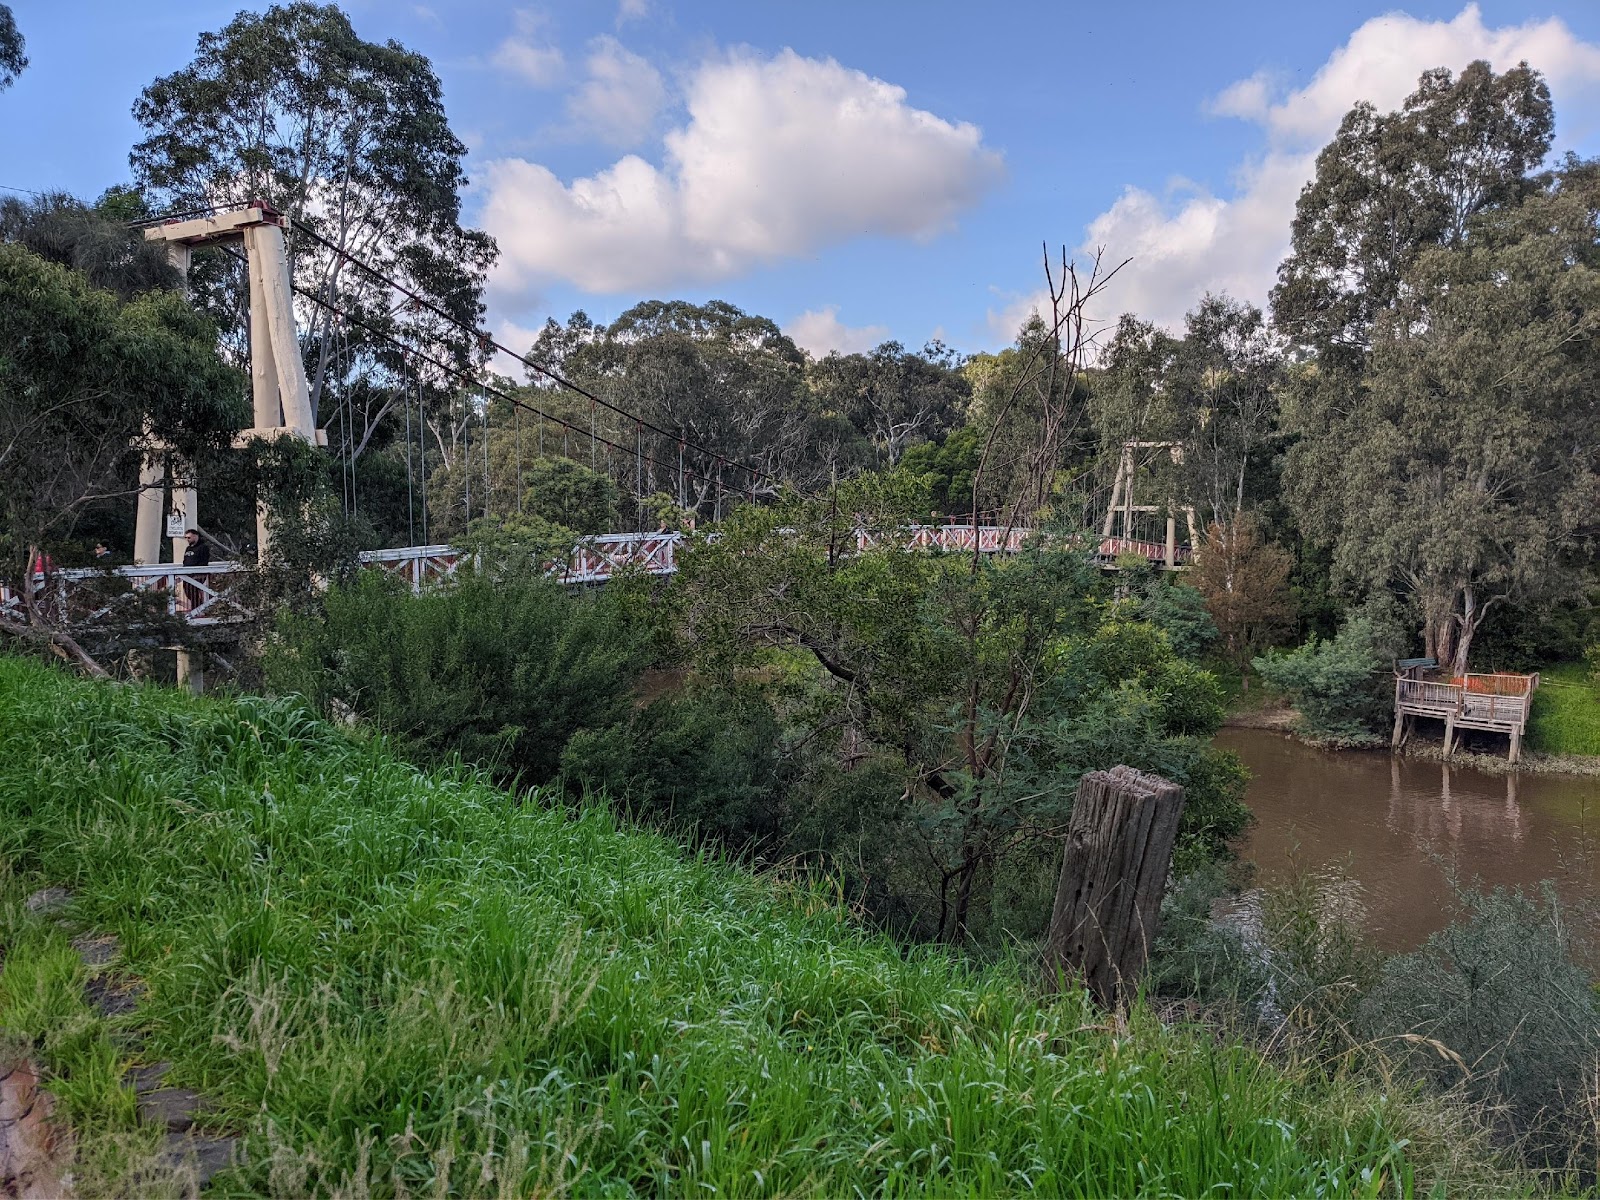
[265,567,654,781]
[265,511,1251,956]
[560,686,787,847]
[1254,608,1406,745]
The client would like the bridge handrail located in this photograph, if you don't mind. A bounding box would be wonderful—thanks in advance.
[9,526,1198,627]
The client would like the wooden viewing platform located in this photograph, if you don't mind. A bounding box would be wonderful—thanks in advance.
[1392,658,1539,763]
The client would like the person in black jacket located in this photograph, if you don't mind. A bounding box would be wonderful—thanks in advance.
[180,528,209,612]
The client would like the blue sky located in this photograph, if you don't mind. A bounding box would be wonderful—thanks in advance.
[3,1,1598,358]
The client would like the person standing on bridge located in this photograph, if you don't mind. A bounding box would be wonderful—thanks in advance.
[179,528,209,613]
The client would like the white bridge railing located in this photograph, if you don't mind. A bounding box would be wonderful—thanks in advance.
[4,527,1190,628]
[1,562,254,628]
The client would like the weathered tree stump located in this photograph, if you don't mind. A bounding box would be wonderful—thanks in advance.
[1044,765,1186,1008]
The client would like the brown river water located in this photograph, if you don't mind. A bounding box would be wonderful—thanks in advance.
[1216,728,1600,951]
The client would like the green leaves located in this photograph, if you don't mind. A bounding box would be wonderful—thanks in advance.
[265,567,655,784]
[1273,61,1553,362]
[0,242,242,586]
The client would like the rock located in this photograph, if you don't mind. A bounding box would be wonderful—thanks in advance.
[159,1132,237,1189]
[137,1087,206,1133]
[83,975,144,1019]
[22,888,69,916]
[70,934,119,967]
[126,1063,170,1095]
[0,1060,73,1199]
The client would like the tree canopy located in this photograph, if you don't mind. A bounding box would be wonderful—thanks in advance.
[1272,60,1553,364]
[0,4,25,91]
[131,1,496,428]
[1283,161,1600,673]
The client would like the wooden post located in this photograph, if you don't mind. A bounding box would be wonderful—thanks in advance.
[1044,766,1186,1009]
[1443,711,1456,759]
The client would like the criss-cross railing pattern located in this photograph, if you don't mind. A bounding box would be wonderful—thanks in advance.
[4,526,1191,627]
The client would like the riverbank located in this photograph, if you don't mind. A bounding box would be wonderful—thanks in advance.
[0,657,1524,1195]
[1217,660,1600,777]
[1400,738,1600,777]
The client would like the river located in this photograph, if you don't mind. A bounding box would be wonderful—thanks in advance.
[1216,728,1600,950]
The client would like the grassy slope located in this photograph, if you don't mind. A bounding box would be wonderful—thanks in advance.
[1528,663,1600,757]
[0,659,1508,1196]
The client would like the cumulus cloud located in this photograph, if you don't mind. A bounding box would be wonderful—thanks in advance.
[617,0,649,24]
[786,306,890,357]
[484,48,1004,298]
[492,10,566,88]
[566,37,665,147]
[995,4,1600,337]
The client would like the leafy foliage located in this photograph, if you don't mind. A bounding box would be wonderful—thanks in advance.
[1272,60,1554,363]
[672,477,1248,945]
[1254,607,1407,745]
[0,3,23,90]
[0,192,179,299]
[561,687,787,848]
[1191,515,1295,684]
[809,339,969,467]
[265,567,653,782]
[1116,558,1219,661]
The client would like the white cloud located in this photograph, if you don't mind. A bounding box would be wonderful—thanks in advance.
[492,319,543,376]
[996,4,1600,337]
[617,0,649,25]
[787,306,890,357]
[566,37,665,147]
[492,10,566,88]
[484,48,1004,298]
[1205,72,1274,122]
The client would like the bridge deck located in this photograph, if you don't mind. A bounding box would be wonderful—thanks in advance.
[3,527,1193,633]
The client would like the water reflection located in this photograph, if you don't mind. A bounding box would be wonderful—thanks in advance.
[1217,728,1600,950]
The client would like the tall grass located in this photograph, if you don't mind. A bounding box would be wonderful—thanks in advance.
[0,658,1517,1195]
[1528,663,1600,757]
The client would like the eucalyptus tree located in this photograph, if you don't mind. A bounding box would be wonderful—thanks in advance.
[1088,297,1283,533]
[0,4,25,91]
[1167,296,1284,528]
[1284,163,1600,673]
[529,300,820,512]
[1272,59,1553,365]
[130,2,496,456]
[809,340,969,468]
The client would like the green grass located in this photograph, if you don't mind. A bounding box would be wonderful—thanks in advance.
[1527,662,1600,756]
[0,657,1515,1196]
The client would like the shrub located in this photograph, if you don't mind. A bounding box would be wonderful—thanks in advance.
[561,687,787,848]
[1358,884,1600,1171]
[1254,607,1404,745]
[265,567,653,782]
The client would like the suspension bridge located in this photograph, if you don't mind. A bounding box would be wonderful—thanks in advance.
[10,199,1195,684]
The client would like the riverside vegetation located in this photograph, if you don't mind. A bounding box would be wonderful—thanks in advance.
[0,656,1535,1196]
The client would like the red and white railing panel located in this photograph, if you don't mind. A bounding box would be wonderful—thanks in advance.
[1096,537,1194,565]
